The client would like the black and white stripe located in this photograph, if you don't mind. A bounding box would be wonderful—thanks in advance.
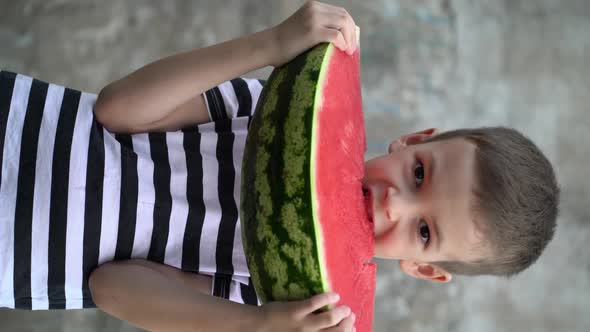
[14,78,49,309]
[82,117,105,308]
[204,78,264,304]
[47,86,81,309]
[0,72,34,309]
[0,71,265,309]
[62,86,95,309]
[0,71,16,190]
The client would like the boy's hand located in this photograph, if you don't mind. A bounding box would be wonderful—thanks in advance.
[257,292,356,332]
[268,1,358,67]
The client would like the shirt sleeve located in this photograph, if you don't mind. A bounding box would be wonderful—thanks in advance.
[210,274,261,306]
[202,78,266,122]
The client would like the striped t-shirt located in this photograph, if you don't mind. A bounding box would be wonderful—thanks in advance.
[0,70,265,310]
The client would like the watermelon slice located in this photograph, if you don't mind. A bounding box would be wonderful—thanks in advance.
[240,32,376,332]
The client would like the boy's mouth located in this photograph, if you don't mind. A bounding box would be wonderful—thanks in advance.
[362,186,373,223]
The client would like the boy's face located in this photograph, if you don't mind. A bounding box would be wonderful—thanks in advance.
[362,128,487,283]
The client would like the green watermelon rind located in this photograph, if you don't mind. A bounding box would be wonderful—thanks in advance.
[240,42,336,310]
[310,42,335,302]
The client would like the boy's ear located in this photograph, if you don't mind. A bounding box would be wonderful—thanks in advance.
[398,259,452,283]
[388,128,438,153]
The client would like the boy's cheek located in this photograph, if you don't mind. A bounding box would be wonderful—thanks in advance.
[364,159,390,179]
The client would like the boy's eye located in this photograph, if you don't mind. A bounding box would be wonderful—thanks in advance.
[414,160,425,187]
[418,219,430,245]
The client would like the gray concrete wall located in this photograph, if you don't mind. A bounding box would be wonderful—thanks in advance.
[1,0,588,331]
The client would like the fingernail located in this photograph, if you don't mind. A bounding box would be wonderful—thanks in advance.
[344,306,351,315]
[331,293,340,302]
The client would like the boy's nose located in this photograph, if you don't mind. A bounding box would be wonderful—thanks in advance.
[384,186,401,222]
[385,208,400,222]
[385,185,419,223]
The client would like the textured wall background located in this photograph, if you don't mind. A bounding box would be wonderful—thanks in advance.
[1,0,589,331]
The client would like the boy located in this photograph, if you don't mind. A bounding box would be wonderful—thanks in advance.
[0,1,559,332]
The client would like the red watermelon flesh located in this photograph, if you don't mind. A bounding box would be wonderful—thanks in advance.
[240,34,376,332]
[313,46,376,332]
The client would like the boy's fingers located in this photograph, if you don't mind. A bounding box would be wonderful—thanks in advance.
[341,8,357,53]
[320,12,354,53]
[310,305,353,329]
[321,312,356,332]
[300,292,340,315]
[316,3,356,53]
[339,312,356,330]
[350,17,358,51]
[320,27,348,53]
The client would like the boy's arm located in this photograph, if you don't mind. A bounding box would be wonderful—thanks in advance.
[93,1,357,134]
[93,29,274,134]
[89,259,262,332]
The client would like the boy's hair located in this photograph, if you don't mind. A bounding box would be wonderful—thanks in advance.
[419,127,560,278]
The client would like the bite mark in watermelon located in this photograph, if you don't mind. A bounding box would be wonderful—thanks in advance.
[241,35,376,332]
